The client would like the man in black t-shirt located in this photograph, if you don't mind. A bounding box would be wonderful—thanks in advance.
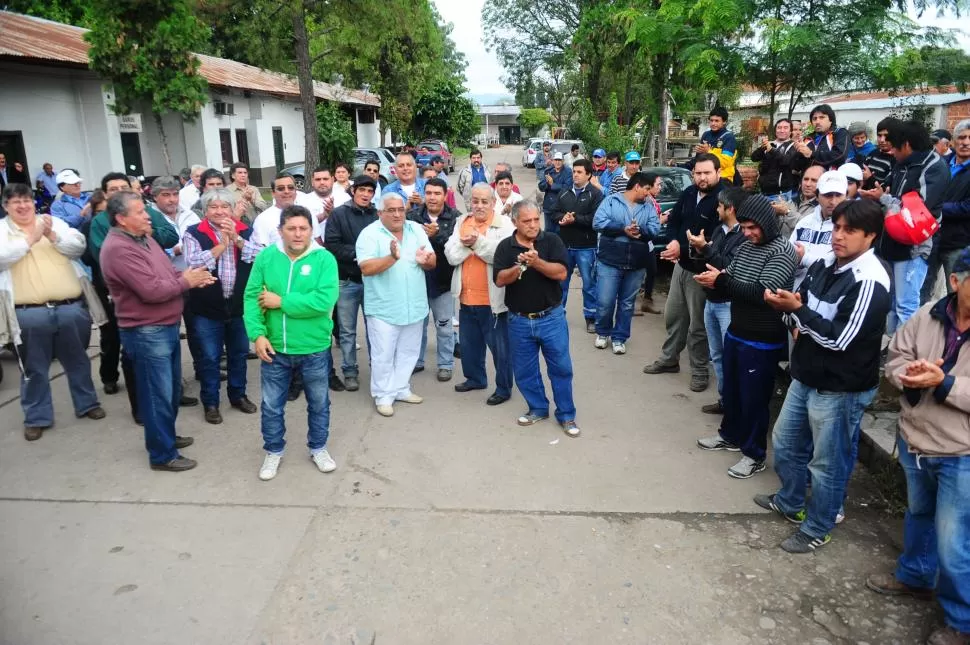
[494,202,580,437]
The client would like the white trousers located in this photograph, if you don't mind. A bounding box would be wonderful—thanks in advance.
[366,317,423,406]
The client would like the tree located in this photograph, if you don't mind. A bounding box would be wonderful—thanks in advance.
[519,108,553,136]
[412,78,480,144]
[84,0,209,173]
[316,102,356,169]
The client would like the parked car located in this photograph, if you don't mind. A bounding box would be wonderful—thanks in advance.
[522,137,543,167]
[550,139,586,159]
[416,140,455,173]
[645,166,693,255]
[282,147,396,191]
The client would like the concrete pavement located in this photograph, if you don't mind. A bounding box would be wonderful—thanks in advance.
[0,147,935,644]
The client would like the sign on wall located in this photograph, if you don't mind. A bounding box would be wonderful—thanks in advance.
[117,114,143,133]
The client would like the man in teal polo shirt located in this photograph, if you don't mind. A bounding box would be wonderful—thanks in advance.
[357,193,437,416]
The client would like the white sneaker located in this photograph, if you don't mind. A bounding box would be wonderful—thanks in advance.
[259,453,282,481]
[396,392,423,404]
[836,509,845,524]
[376,403,394,417]
[311,448,337,473]
[594,335,609,349]
[612,342,626,355]
[727,455,767,479]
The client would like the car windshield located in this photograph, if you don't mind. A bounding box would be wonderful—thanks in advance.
[655,170,692,202]
[551,142,582,154]
[418,142,442,151]
[379,149,395,163]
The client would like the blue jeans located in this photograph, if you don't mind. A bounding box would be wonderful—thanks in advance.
[181,294,202,379]
[192,314,249,408]
[887,256,928,335]
[17,301,100,427]
[772,379,876,538]
[259,351,332,455]
[119,324,182,465]
[717,333,782,462]
[703,301,732,400]
[458,304,512,397]
[594,263,645,343]
[335,280,368,377]
[895,434,970,632]
[417,292,455,370]
[561,247,597,320]
[509,306,576,423]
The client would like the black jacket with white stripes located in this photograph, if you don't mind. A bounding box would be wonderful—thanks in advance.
[786,249,892,392]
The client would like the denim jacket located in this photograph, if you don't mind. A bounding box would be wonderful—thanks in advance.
[593,193,660,270]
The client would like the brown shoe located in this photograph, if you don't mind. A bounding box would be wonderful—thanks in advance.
[641,296,662,315]
[927,626,970,645]
[204,406,223,424]
[150,456,198,472]
[83,406,106,420]
[865,573,933,600]
[24,426,47,441]
[230,396,258,414]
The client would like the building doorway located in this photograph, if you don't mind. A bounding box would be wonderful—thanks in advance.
[120,132,144,176]
[272,127,284,171]
[498,126,521,145]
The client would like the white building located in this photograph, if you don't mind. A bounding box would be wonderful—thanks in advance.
[475,104,523,145]
[0,11,381,186]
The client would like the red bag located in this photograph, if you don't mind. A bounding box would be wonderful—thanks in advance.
[884,191,939,246]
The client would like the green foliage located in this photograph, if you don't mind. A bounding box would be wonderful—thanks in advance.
[84,0,209,120]
[412,78,480,145]
[518,108,553,136]
[599,93,639,154]
[2,0,92,26]
[316,102,356,169]
[869,46,970,94]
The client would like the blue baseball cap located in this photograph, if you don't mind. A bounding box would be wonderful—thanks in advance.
[953,247,970,274]
[593,148,606,158]
[624,151,641,162]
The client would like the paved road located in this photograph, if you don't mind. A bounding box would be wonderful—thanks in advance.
[0,147,934,644]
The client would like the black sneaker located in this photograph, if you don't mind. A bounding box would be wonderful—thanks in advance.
[753,494,806,524]
[643,360,679,375]
[344,376,360,392]
[780,530,831,554]
[329,374,346,391]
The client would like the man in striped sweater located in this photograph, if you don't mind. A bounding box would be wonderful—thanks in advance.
[694,195,798,479]
[758,199,891,553]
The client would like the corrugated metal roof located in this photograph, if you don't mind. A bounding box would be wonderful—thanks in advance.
[790,93,970,114]
[476,104,522,116]
[0,10,380,107]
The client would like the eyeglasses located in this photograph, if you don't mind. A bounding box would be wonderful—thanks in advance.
[383,207,406,214]
[275,186,296,192]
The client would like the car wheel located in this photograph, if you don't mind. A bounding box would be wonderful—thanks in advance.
[292,175,306,191]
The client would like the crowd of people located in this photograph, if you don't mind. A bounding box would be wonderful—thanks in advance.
[1,107,969,644]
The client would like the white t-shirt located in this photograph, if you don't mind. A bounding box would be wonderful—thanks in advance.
[178,183,200,213]
[494,191,523,218]
[400,183,416,198]
[300,190,350,238]
[251,205,283,247]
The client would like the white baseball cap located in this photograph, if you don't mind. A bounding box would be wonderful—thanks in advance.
[840,162,863,182]
[55,169,82,185]
[552,152,564,160]
[817,170,847,195]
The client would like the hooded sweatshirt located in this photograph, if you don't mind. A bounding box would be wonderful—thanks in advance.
[243,241,338,355]
[711,196,798,344]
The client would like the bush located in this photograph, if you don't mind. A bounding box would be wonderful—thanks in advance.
[317,102,356,169]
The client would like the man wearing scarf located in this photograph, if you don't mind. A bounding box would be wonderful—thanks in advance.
[182,187,261,424]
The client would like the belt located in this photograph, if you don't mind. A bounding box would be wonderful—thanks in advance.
[515,305,558,320]
[16,297,83,310]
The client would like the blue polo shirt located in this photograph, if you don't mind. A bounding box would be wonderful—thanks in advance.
[356,219,431,326]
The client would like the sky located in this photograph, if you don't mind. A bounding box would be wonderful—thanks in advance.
[434,0,969,102]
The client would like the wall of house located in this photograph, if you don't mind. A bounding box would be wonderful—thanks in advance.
[943,100,970,131]
[0,63,125,186]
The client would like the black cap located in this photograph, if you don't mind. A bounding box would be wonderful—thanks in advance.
[430,154,445,163]
[351,174,377,190]
[931,129,952,142]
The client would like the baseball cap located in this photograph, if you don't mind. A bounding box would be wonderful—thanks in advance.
[840,162,863,183]
[56,169,82,185]
[592,148,606,158]
[624,151,641,162]
[552,152,564,160]
[931,129,952,142]
[430,154,444,163]
[817,170,847,195]
[351,174,377,190]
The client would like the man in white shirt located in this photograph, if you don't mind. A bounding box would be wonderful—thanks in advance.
[302,166,351,242]
[251,174,300,247]
[790,170,847,289]
[493,171,523,218]
[178,164,205,212]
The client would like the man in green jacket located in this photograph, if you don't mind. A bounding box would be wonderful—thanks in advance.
[243,204,340,481]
